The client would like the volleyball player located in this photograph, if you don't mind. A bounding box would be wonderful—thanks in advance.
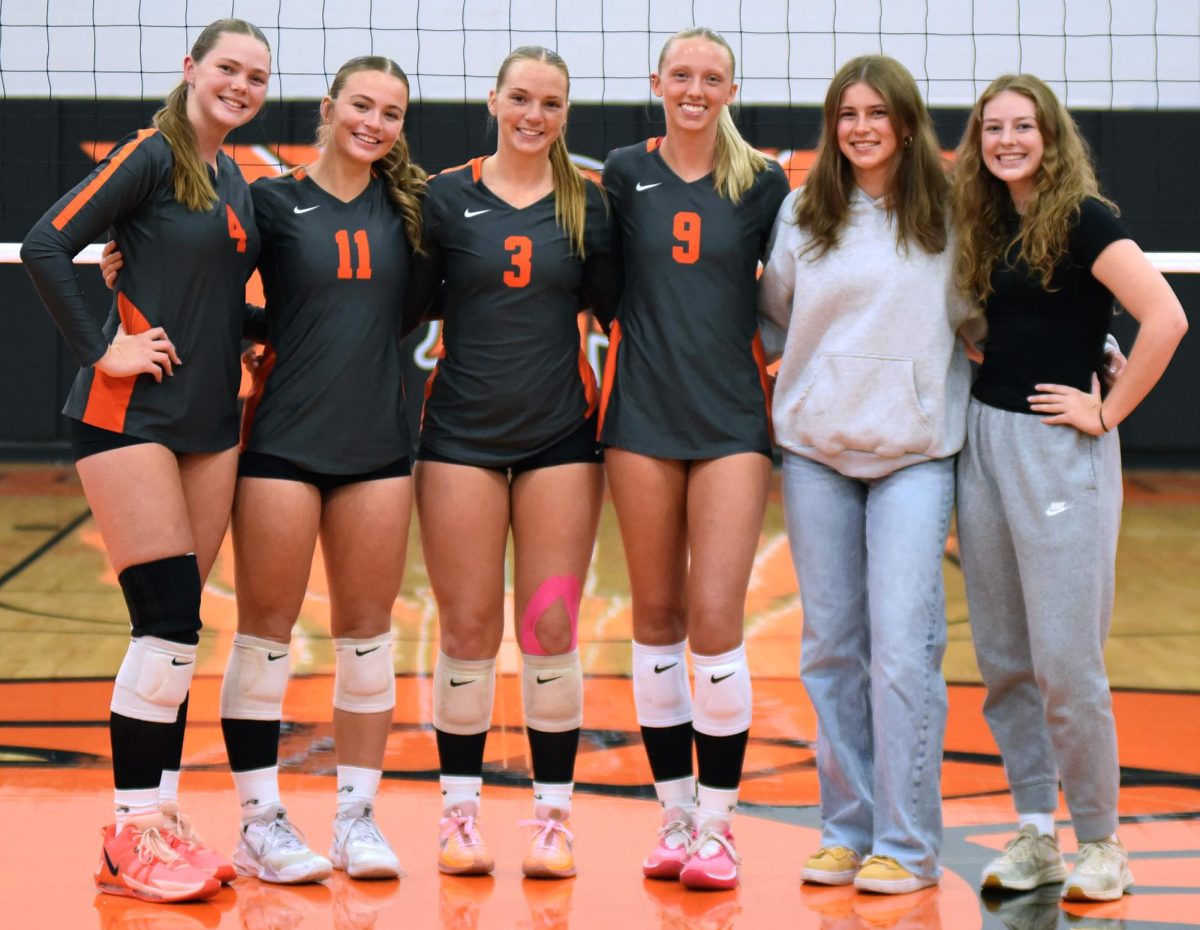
[952,74,1186,902]
[21,19,270,903]
[409,46,617,880]
[599,27,789,889]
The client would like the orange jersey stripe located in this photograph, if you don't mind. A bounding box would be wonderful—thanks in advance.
[596,319,622,438]
[238,347,277,451]
[52,128,157,232]
[576,347,599,419]
[751,331,774,446]
[80,292,152,433]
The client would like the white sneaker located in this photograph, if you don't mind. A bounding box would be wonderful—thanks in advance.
[1062,838,1133,902]
[981,824,1068,891]
[330,804,403,880]
[233,806,332,884]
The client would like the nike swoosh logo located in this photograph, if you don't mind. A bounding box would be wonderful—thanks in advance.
[242,798,259,807]
[711,672,736,683]
[356,646,382,656]
[449,678,474,687]
[654,662,678,674]
[463,208,491,218]
[1045,502,1073,516]
[635,182,661,192]
[536,675,562,685]
[267,653,287,661]
[293,205,320,214]
[103,847,119,876]
[338,786,354,793]
[170,658,193,666]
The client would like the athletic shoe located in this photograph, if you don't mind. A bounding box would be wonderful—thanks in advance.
[438,808,495,876]
[330,803,403,880]
[801,845,862,886]
[983,884,1064,930]
[233,805,332,884]
[159,802,236,884]
[94,815,221,903]
[520,811,576,879]
[981,825,1068,891]
[678,826,741,890]
[1061,838,1133,902]
[853,855,937,894]
[642,807,695,880]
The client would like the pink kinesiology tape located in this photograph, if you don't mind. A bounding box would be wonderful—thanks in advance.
[519,574,582,655]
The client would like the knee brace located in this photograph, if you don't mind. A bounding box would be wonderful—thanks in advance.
[111,636,197,723]
[333,632,396,714]
[519,575,581,656]
[632,639,692,728]
[433,652,496,736]
[521,650,583,733]
[220,632,291,720]
[691,644,752,737]
[118,554,203,645]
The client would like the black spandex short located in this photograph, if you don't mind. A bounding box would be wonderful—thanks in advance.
[417,414,603,475]
[70,418,152,462]
[238,451,412,491]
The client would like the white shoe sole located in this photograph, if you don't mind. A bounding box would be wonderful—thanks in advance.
[1061,869,1133,902]
[981,862,1068,891]
[854,874,938,895]
[233,845,332,884]
[801,866,858,885]
[331,851,403,880]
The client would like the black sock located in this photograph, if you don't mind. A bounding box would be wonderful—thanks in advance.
[221,717,281,772]
[110,712,173,789]
[641,722,694,782]
[527,727,579,783]
[693,729,749,790]
[436,728,488,776]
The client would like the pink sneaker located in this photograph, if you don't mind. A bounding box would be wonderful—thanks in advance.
[160,802,236,884]
[642,808,695,880]
[679,826,741,890]
[94,815,221,903]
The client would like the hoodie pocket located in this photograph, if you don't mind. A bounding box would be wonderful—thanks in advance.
[790,354,933,458]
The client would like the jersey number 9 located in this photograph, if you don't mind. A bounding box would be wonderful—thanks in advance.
[672,212,701,265]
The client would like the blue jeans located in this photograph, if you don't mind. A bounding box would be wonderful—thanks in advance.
[781,452,952,880]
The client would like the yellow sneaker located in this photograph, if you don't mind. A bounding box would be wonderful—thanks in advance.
[520,811,576,879]
[801,845,862,885]
[438,809,495,876]
[853,855,937,895]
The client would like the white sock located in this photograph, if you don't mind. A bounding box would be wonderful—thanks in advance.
[441,774,483,816]
[158,769,181,806]
[532,780,573,819]
[233,765,282,821]
[697,783,738,832]
[654,774,698,819]
[337,765,382,816]
[114,787,160,830]
[1018,812,1057,837]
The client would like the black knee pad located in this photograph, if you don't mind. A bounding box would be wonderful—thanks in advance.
[117,554,203,645]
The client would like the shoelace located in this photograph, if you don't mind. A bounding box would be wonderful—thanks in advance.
[345,813,389,849]
[439,812,484,847]
[862,854,902,871]
[687,828,741,864]
[165,808,205,851]
[1075,840,1120,873]
[657,818,693,849]
[134,825,185,868]
[519,817,574,849]
[1002,831,1040,861]
[813,845,854,859]
[261,812,308,852]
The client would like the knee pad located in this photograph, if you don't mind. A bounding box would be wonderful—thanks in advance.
[521,650,583,733]
[220,632,291,721]
[632,640,692,728]
[691,644,752,737]
[519,575,581,656]
[333,632,396,714]
[111,636,197,723]
[117,554,203,646]
[433,652,496,736]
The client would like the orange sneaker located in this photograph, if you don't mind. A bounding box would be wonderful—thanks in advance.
[438,809,495,876]
[94,815,221,903]
[160,802,236,884]
[520,812,576,879]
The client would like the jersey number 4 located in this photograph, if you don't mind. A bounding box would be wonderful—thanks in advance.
[672,212,701,265]
[226,205,248,253]
[335,229,373,280]
[504,235,532,288]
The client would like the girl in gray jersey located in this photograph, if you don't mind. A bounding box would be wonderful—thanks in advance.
[951,74,1186,904]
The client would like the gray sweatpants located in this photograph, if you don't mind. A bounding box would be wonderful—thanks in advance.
[957,398,1123,842]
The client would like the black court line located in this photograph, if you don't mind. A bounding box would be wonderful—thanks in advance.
[0,507,92,589]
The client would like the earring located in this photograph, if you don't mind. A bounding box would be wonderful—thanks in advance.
[904,135,913,148]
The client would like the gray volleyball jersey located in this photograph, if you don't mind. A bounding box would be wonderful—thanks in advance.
[22,129,260,451]
[413,157,617,467]
[241,170,413,473]
[599,139,789,459]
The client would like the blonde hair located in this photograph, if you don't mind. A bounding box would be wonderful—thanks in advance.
[153,19,270,212]
[794,55,948,259]
[318,56,427,251]
[952,73,1116,298]
[495,46,593,257]
[657,27,769,203]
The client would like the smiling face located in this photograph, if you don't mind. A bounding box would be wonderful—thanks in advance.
[487,58,568,161]
[980,88,1045,210]
[322,68,408,167]
[835,81,900,197]
[183,30,270,135]
[652,36,737,136]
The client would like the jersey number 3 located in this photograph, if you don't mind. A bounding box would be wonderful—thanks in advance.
[672,212,701,265]
[335,229,373,280]
[504,235,532,288]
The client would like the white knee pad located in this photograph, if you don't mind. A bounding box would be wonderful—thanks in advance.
[690,644,752,737]
[111,636,197,723]
[632,640,692,728]
[219,632,290,721]
[333,632,396,714]
[521,650,583,733]
[433,652,496,735]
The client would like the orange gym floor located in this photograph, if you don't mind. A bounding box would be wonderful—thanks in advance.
[0,464,1197,929]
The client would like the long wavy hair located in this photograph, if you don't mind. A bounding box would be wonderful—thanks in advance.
[494,46,594,258]
[657,27,769,203]
[794,54,948,259]
[153,19,270,212]
[318,56,427,251]
[952,73,1115,298]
